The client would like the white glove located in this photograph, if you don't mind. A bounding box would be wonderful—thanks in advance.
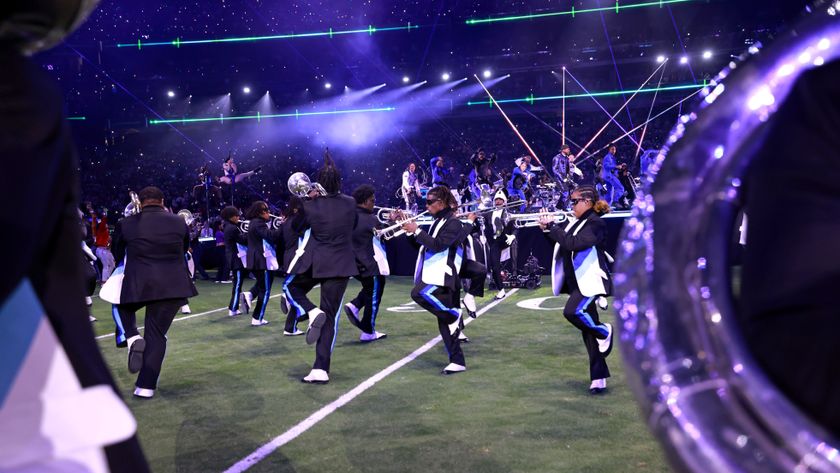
[505,234,516,246]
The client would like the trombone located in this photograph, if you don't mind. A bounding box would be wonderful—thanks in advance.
[510,210,576,228]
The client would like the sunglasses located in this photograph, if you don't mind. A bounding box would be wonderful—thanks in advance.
[426,199,440,205]
[569,198,587,206]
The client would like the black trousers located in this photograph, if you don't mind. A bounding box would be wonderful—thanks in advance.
[488,241,505,289]
[251,269,274,321]
[228,267,246,311]
[460,258,486,298]
[350,275,386,334]
[289,269,350,372]
[282,272,318,332]
[563,290,610,381]
[411,283,465,366]
[116,298,186,390]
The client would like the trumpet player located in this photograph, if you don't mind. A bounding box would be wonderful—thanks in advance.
[486,190,516,300]
[538,185,614,395]
[344,185,390,342]
[221,206,251,317]
[402,186,472,375]
[244,201,282,326]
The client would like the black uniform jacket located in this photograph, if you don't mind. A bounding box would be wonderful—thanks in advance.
[351,206,382,277]
[246,217,282,271]
[111,206,198,304]
[288,193,358,278]
[223,221,247,271]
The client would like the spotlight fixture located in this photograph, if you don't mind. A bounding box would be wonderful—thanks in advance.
[402,76,410,83]
[325,82,332,89]
[680,56,689,64]
[656,55,666,63]
[243,86,251,94]
[482,69,492,78]
[702,50,712,60]
[167,90,175,98]
[441,72,451,81]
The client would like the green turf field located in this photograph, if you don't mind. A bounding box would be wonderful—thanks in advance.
[90,277,669,472]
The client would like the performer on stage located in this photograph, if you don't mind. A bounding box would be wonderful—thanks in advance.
[552,144,576,208]
[344,184,389,342]
[598,144,625,206]
[219,155,261,206]
[401,162,423,213]
[221,206,250,316]
[402,186,474,374]
[244,201,281,326]
[507,157,533,212]
[469,148,497,199]
[486,191,516,299]
[539,185,614,394]
[286,156,358,384]
[192,164,223,212]
[112,186,199,399]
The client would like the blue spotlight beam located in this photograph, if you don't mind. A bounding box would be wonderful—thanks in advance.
[117,23,418,49]
[148,106,396,125]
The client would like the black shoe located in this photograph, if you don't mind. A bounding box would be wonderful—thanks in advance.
[128,337,146,374]
[305,311,326,345]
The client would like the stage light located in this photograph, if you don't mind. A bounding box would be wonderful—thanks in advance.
[325,82,332,89]
[680,56,689,64]
[243,86,251,94]
[702,50,712,60]
[167,90,175,98]
[402,76,410,83]
[482,69,492,78]
[656,55,666,63]
[442,72,451,81]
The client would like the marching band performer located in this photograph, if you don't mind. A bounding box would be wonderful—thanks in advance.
[221,206,250,316]
[402,186,475,374]
[344,184,390,342]
[244,201,282,326]
[486,191,516,300]
[287,156,358,384]
[280,195,315,336]
[460,213,488,320]
[111,187,199,399]
[401,162,422,213]
[538,185,614,395]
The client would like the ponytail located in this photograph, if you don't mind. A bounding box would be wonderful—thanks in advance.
[593,199,611,215]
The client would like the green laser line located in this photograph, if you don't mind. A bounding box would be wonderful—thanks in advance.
[465,0,694,25]
[148,106,396,125]
[466,82,706,106]
[118,23,418,49]
[66,116,87,120]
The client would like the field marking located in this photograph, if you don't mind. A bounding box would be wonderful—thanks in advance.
[93,294,284,341]
[223,288,519,473]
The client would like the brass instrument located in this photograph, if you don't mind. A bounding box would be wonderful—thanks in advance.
[287,172,326,198]
[374,207,415,224]
[510,210,575,228]
[123,190,141,216]
[177,209,194,225]
[375,210,430,240]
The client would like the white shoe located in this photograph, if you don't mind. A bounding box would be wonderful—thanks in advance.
[458,332,470,343]
[442,363,466,375]
[597,323,613,354]
[279,293,290,315]
[494,289,506,300]
[344,302,361,329]
[306,309,327,345]
[241,292,253,313]
[301,369,329,384]
[251,318,269,326]
[133,387,155,398]
[89,315,97,322]
[447,311,462,337]
[596,296,609,310]
[127,335,145,374]
[228,309,241,317]
[589,378,607,394]
[180,304,191,314]
[462,293,477,312]
[359,331,387,343]
[284,329,304,336]
[84,296,93,306]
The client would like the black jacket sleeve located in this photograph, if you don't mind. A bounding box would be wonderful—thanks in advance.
[111,220,126,263]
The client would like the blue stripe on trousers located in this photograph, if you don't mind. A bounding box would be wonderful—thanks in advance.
[574,296,608,338]
[330,297,344,353]
[257,271,273,321]
[230,270,242,311]
[112,304,126,346]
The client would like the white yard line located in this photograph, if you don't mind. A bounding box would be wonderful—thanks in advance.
[94,294,284,341]
[223,288,519,473]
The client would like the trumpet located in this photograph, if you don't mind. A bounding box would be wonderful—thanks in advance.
[374,206,416,224]
[375,210,430,240]
[510,210,576,228]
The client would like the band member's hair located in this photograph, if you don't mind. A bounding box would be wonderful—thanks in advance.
[352,184,376,204]
[427,185,456,208]
[245,200,269,220]
[561,144,570,150]
[282,195,304,218]
[317,152,342,194]
[138,186,164,203]
[574,185,611,215]
[406,162,415,170]
[608,143,616,149]
[220,206,240,222]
